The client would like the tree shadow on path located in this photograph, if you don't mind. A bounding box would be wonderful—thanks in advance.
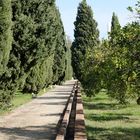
[0,124,57,140]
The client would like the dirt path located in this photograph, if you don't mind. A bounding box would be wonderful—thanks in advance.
[0,80,76,140]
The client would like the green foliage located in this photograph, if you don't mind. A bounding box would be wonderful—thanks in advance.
[24,7,67,93]
[75,1,140,104]
[0,0,12,74]
[83,22,140,103]
[106,21,140,103]
[0,0,67,107]
[0,0,45,106]
[109,12,121,45]
[24,56,54,93]
[81,39,111,97]
[23,2,64,93]
[110,12,121,33]
[52,9,67,84]
[0,0,12,108]
[23,3,67,93]
[72,0,99,81]
[10,0,56,86]
[104,3,140,103]
[128,0,140,20]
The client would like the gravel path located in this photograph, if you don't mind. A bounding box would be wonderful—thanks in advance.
[0,80,76,140]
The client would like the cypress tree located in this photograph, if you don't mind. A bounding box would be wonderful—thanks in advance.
[0,0,12,107]
[10,0,57,89]
[23,2,67,93]
[0,0,59,106]
[23,56,54,94]
[109,12,121,45]
[0,0,12,75]
[71,0,99,81]
[52,8,67,84]
[23,1,57,93]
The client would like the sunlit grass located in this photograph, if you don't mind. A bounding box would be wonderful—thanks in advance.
[0,87,51,115]
[83,93,140,140]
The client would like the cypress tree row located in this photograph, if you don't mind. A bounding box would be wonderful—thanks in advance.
[23,0,57,93]
[0,0,12,75]
[0,0,68,107]
[71,0,99,81]
[13,0,58,91]
[23,3,67,93]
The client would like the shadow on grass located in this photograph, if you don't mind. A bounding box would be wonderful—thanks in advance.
[93,97,108,101]
[83,94,140,140]
[86,125,140,140]
[83,102,121,110]
[85,114,129,121]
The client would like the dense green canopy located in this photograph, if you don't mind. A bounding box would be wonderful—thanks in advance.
[72,0,99,81]
[0,0,70,108]
[0,0,12,75]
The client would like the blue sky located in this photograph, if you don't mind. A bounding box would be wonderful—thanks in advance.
[56,0,137,40]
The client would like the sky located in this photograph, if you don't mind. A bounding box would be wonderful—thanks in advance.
[56,0,137,40]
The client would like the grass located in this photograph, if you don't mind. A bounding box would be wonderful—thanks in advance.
[0,87,51,115]
[83,92,140,140]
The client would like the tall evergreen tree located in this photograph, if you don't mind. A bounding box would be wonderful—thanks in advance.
[111,12,121,32]
[109,12,121,45]
[23,3,67,93]
[71,0,99,81]
[23,56,54,93]
[0,0,60,106]
[0,0,12,75]
[52,8,67,84]
[11,0,57,88]
[0,0,12,107]
[23,1,56,93]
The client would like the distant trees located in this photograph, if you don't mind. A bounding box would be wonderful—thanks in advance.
[0,0,70,108]
[109,12,121,45]
[65,36,73,80]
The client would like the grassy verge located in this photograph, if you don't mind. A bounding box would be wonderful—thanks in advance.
[0,87,51,115]
[83,92,140,140]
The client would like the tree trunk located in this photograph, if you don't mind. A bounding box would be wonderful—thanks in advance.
[137,97,140,105]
